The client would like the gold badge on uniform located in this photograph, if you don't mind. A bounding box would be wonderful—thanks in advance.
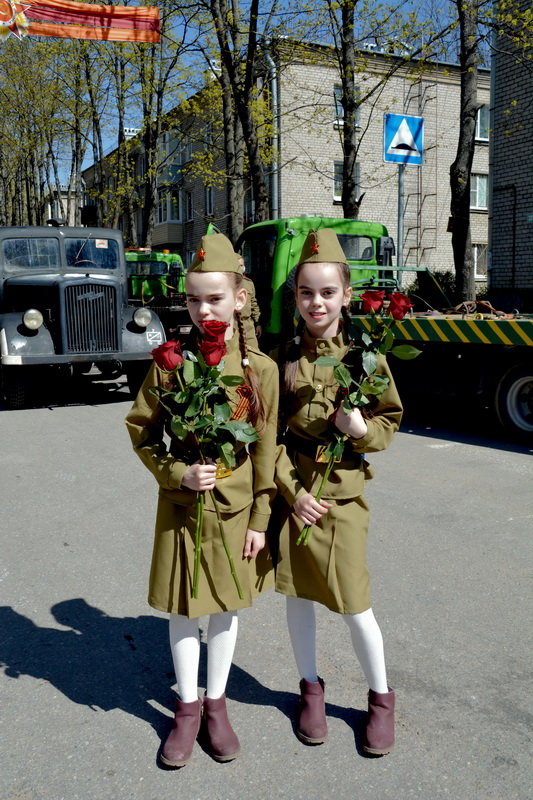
[315,444,342,463]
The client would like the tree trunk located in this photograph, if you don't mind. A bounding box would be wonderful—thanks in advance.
[449,0,479,301]
[340,0,362,219]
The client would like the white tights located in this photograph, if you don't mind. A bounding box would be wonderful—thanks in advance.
[285,596,389,694]
[168,610,239,702]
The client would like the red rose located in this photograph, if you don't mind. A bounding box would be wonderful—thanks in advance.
[361,290,385,313]
[199,320,229,366]
[387,292,413,320]
[151,340,184,371]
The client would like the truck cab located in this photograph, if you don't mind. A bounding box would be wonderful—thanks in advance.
[235,216,394,346]
[0,226,166,407]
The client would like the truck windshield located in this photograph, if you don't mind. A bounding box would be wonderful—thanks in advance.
[2,238,60,271]
[65,237,119,269]
[126,259,167,277]
[337,235,374,261]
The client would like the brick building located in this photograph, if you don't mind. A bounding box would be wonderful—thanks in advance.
[83,42,490,282]
[489,0,533,310]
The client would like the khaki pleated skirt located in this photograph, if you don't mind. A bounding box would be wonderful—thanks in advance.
[148,494,273,619]
[274,494,371,615]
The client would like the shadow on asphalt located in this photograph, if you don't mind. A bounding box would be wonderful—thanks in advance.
[400,402,533,456]
[0,599,368,752]
[0,373,133,412]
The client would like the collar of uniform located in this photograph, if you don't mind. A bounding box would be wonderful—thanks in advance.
[302,326,348,355]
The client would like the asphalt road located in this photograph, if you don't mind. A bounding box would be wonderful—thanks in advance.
[1,376,531,800]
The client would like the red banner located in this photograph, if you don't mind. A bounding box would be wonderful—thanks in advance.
[0,0,160,41]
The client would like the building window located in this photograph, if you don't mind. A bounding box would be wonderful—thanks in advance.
[157,190,168,224]
[470,174,488,210]
[186,191,193,221]
[333,161,343,202]
[473,243,488,278]
[475,105,489,142]
[169,189,181,222]
[205,185,214,216]
[334,84,343,126]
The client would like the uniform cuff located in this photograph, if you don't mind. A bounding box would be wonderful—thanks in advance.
[168,460,188,489]
[248,511,270,531]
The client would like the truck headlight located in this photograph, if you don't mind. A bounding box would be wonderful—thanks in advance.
[133,308,153,328]
[22,309,44,330]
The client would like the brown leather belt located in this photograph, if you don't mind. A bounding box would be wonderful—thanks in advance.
[284,430,361,465]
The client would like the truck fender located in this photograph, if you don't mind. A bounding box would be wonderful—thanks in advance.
[122,307,166,353]
[0,313,55,363]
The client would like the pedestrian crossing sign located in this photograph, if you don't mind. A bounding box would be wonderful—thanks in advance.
[383,113,424,165]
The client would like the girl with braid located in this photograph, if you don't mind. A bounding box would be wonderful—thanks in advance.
[125,233,278,767]
[273,229,403,756]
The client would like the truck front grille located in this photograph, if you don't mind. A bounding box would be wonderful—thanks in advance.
[64,283,119,352]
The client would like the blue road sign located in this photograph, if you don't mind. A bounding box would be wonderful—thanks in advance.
[384,113,424,165]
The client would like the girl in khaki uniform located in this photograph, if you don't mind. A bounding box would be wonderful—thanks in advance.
[125,234,278,767]
[274,229,402,755]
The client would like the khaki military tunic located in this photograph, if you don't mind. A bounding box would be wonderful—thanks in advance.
[241,276,261,348]
[273,328,403,614]
[125,333,278,618]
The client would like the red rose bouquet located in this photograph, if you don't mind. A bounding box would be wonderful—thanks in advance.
[151,321,258,598]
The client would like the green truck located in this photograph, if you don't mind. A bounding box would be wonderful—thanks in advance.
[125,249,186,335]
[235,215,394,342]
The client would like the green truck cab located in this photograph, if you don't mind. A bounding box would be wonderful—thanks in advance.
[235,216,394,345]
[125,249,186,335]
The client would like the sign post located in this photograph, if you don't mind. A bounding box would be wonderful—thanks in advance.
[384,114,424,283]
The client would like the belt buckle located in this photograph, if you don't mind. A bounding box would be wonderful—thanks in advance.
[315,444,342,464]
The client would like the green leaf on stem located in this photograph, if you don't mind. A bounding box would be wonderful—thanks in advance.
[213,402,231,423]
[391,344,422,360]
[219,375,245,387]
[223,420,259,443]
[182,358,196,384]
[217,441,236,468]
[170,416,188,439]
[362,350,378,376]
[333,363,353,389]
[378,328,395,353]
[314,355,340,366]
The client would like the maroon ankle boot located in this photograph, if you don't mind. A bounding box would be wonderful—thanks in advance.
[160,697,202,767]
[363,687,395,755]
[297,677,327,744]
[202,694,241,762]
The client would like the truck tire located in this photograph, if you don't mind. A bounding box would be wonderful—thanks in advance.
[1,368,27,410]
[494,364,533,440]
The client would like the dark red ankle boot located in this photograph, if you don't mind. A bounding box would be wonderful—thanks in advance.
[297,677,327,744]
[363,687,395,755]
[202,694,241,762]
[160,697,202,767]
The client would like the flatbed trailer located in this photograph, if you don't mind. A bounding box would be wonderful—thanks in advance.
[353,312,533,439]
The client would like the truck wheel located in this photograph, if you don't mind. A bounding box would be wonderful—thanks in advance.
[494,365,533,440]
[1,369,28,410]
[125,363,149,398]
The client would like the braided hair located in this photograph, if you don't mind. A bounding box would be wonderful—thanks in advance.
[235,309,266,433]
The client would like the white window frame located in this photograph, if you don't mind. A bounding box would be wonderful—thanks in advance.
[205,185,214,216]
[473,242,488,279]
[333,84,344,127]
[475,105,489,142]
[333,160,343,202]
[470,174,488,211]
[168,189,182,222]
